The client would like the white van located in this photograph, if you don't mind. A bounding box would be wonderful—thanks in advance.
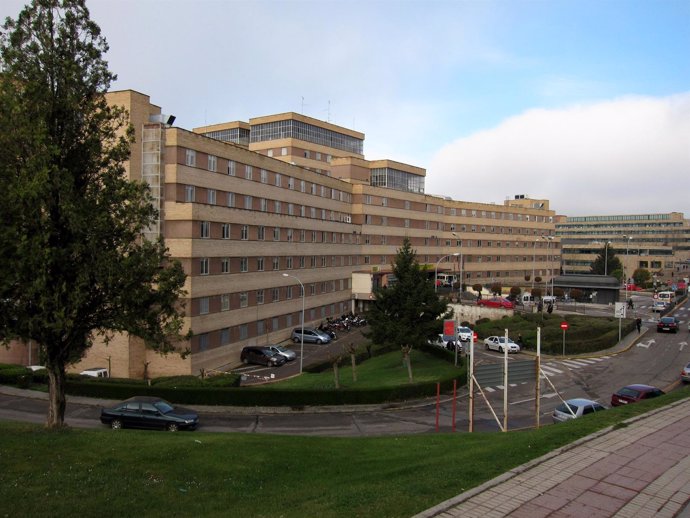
[657,291,675,304]
[79,367,109,378]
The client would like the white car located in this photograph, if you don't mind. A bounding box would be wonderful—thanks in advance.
[457,326,473,342]
[428,334,458,351]
[651,301,668,312]
[552,398,606,423]
[483,336,520,353]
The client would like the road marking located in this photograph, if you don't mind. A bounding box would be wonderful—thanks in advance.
[562,360,585,368]
[680,342,687,351]
[541,365,563,375]
[637,341,652,349]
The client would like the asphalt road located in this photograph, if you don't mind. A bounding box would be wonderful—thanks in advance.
[1,296,687,436]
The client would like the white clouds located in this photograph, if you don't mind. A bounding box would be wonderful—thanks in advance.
[426,94,690,216]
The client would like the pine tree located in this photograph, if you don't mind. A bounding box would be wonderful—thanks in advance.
[364,238,452,380]
[0,0,189,428]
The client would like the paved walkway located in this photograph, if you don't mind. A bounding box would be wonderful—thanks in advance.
[415,397,690,518]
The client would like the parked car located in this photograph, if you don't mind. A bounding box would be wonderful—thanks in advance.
[651,301,668,312]
[457,326,473,342]
[291,327,332,344]
[267,345,297,361]
[657,316,680,333]
[477,297,514,309]
[428,334,460,352]
[100,396,199,431]
[611,384,665,407]
[241,346,287,367]
[624,283,643,291]
[681,362,690,383]
[552,398,606,423]
[483,336,520,353]
[79,367,109,378]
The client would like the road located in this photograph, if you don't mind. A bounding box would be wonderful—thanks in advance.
[1,296,687,435]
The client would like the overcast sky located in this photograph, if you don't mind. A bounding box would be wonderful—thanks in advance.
[2,0,689,217]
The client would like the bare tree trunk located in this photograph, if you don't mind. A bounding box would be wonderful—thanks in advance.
[402,345,413,382]
[332,359,340,389]
[46,364,67,429]
[348,342,357,382]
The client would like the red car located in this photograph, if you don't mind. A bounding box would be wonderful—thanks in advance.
[624,284,642,291]
[611,384,665,407]
[477,297,514,309]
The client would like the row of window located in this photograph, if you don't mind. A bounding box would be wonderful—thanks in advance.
[194,300,352,353]
[183,148,352,203]
[195,279,349,316]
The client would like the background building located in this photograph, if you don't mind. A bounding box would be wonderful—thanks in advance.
[2,90,559,377]
[556,213,690,286]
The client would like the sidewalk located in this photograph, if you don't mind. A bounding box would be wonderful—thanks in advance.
[415,397,690,518]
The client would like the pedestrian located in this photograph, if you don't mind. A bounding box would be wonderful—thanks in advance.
[517,333,523,345]
[636,317,642,333]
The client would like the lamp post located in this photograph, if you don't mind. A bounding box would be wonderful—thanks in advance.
[542,236,554,297]
[623,235,633,300]
[451,232,464,295]
[435,252,461,293]
[604,241,612,276]
[282,273,305,374]
[532,237,540,292]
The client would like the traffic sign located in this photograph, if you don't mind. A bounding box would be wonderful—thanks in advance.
[560,322,569,330]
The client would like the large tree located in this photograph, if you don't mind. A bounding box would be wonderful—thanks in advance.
[364,238,452,366]
[0,0,189,428]
[590,244,623,276]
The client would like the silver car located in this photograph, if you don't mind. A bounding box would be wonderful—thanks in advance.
[268,345,297,361]
[552,398,606,423]
[681,362,690,383]
[291,327,332,344]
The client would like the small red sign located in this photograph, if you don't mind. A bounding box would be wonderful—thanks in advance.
[560,322,569,330]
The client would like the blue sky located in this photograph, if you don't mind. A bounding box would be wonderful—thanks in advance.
[2,0,689,216]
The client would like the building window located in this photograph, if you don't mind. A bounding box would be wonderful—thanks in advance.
[275,200,281,213]
[200,258,209,275]
[220,328,230,345]
[239,292,248,308]
[200,221,210,238]
[244,195,253,210]
[299,256,305,268]
[286,286,293,300]
[273,227,280,241]
[257,225,265,240]
[207,189,216,205]
[286,257,293,269]
[272,257,279,270]
[260,169,268,184]
[241,225,248,240]
[287,229,293,242]
[260,198,268,212]
[227,192,235,207]
[185,185,195,202]
[221,257,230,273]
[257,289,264,305]
[239,324,248,340]
[198,333,209,351]
[288,203,294,216]
[245,165,253,180]
[185,149,196,167]
[281,147,287,156]
[222,223,230,239]
[267,149,273,158]
[199,297,209,315]
[271,288,279,302]
[288,177,294,189]
[228,160,236,176]
[240,257,248,272]
[208,155,217,172]
[257,257,264,271]
[275,173,282,187]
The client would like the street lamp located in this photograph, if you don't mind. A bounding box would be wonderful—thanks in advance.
[435,252,461,293]
[623,235,633,300]
[542,236,554,297]
[604,241,612,276]
[282,273,305,374]
[532,237,540,292]
[451,232,464,295]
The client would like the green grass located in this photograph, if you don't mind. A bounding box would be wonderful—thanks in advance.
[2,387,688,518]
[260,348,464,390]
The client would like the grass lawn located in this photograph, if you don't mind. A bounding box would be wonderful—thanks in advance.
[1,387,688,518]
[258,348,465,390]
